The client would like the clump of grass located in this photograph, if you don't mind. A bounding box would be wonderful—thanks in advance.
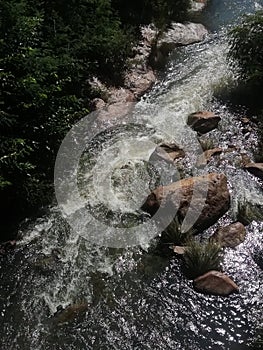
[182,240,222,280]
[161,216,195,246]
[237,200,263,225]
[199,138,215,151]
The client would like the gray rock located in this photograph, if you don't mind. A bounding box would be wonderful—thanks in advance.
[157,22,208,56]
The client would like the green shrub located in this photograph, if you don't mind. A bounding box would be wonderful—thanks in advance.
[182,240,222,279]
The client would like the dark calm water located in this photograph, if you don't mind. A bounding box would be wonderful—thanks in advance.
[1,1,263,349]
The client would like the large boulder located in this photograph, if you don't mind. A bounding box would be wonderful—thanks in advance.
[210,222,246,248]
[157,22,208,56]
[141,173,230,232]
[194,270,239,296]
[187,111,221,134]
[244,163,263,180]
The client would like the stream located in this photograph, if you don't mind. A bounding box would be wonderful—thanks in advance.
[1,1,263,349]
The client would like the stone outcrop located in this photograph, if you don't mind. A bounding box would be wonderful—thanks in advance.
[152,23,208,67]
[91,22,208,116]
[210,222,246,248]
[149,143,185,164]
[141,173,230,232]
[157,23,208,56]
[244,163,263,180]
[188,111,221,134]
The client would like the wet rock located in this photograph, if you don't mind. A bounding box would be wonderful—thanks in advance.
[96,101,134,122]
[241,117,250,124]
[157,23,208,57]
[244,163,263,180]
[173,246,187,255]
[0,240,16,256]
[194,270,239,296]
[187,111,221,134]
[107,87,136,104]
[54,302,89,324]
[90,98,106,110]
[237,201,263,226]
[124,68,156,98]
[210,222,246,248]
[191,0,209,12]
[32,250,60,274]
[197,147,222,166]
[149,143,185,164]
[141,173,230,232]
[253,248,263,270]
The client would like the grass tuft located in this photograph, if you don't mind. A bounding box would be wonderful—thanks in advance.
[182,240,222,279]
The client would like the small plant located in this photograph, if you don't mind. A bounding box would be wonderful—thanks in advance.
[161,216,194,245]
[199,138,215,151]
[237,200,263,225]
[182,240,222,279]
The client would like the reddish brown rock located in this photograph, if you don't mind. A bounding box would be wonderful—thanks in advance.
[197,147,223,166]
[194,270,239,296]
[187,111,221,134]
[149,143,185,164]
[245,163,263,180]
[210,222,246,248]
[141,173,230,232]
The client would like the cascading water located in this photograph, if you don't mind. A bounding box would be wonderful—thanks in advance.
[1,1,263,349]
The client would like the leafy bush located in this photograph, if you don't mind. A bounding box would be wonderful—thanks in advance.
[182,240,222,279]
[0,0,191,237]
[228,11,263,87]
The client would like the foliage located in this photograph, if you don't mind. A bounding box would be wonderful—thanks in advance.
[0,0,131,222]
[228,11,263,87]
[161,216,194,245]
[182,240,222,279]
[112,0,191,29]
[0,0,191,235]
